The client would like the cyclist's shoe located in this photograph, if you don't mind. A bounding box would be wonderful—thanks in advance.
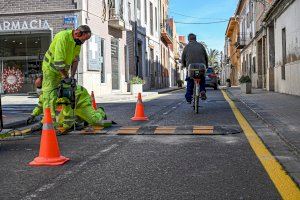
[200,91,207,100]
[186,98,192,104]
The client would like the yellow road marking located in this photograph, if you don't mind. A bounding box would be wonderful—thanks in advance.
[222,90,300,199]
[117,126,140,135]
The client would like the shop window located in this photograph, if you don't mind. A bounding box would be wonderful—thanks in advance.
[0,32,51,93]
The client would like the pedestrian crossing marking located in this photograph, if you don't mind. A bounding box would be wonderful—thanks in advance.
[117,126,140,135]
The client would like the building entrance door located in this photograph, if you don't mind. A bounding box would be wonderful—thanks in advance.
[150,48,155,89]
[111,38,120,90]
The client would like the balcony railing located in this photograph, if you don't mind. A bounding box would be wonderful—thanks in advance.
[108,7,125,30]
[161,22,173,44]
[235,36,246,49]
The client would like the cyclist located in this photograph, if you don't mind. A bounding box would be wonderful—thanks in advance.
[181,33,208,103]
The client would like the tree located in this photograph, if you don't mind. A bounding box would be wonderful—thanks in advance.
[200,41,208,51]
[207,48,220,67]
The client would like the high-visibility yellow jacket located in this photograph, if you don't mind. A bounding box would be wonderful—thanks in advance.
[42,29,81,75]
[31,85,91,117]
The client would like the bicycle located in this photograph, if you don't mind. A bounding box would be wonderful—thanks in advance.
[188,63,206,114]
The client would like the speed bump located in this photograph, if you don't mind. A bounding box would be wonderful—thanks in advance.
[193,126,214,134]
[117,126,140,135]
[154,126,177,134]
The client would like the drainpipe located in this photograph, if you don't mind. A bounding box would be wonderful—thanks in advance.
[134,0,138,77]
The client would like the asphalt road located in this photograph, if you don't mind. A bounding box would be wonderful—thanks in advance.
[0,89,281,200]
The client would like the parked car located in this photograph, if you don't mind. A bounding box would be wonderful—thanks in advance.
[205,67,218,90]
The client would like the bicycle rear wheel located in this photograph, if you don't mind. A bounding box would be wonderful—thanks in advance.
[193,83,199,114]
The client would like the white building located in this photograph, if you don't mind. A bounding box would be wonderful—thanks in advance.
[264,0,300,96]
[0,0,132,96]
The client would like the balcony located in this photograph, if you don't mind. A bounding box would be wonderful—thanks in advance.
[161,22,173,45]
[235,36,246,49]
[108,8,125,30]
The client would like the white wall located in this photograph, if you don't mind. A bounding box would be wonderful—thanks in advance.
[80,0,113,97]
[274,0,300,96]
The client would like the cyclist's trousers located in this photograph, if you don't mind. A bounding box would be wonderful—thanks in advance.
[185,76,206,102]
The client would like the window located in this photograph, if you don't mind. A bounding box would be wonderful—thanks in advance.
[144,0,147,24]
[150,2,153,35]
[100,38,105,83]
[253,57,256,73]
[249,54,252,74]
[155,7,158,32]
[137,0,141,10]
[282,28,286,80]
[128,2,131,22]
[125,45,129,82]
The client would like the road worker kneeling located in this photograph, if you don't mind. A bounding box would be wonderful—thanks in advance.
[27,76,109,134]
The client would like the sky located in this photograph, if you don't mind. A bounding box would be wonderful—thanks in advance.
[169,0,239,52]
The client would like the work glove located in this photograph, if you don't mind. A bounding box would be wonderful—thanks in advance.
[26,115,36,125]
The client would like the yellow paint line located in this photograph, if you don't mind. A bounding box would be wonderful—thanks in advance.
[222,90,300,199]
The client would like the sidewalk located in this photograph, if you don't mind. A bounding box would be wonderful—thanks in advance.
[227,87,300,152]
[95,86,182,103]
[0,86,183,129]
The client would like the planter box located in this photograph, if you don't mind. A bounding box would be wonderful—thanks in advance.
[130,84,143,94]
[240,83,252,94]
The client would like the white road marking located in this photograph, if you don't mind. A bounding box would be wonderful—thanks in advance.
[22,144,118,200]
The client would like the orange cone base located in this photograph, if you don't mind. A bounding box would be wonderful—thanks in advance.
[131,116,148,121]
[29,156,70,166]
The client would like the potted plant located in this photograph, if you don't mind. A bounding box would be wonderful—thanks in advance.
[130,76,145,94]
[226,78,231,87]
[177,79,184,88]
[239,75,252,94]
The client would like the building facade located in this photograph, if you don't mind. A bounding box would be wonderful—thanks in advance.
[0,0,79,94]
[264,0,300,96]
[0,0,178,95]
[236,0,257,87]
[225,17,241,86]
[0,0,131,95]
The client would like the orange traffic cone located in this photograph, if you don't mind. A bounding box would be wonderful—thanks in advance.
[131,93,148,121]
[29,108,70,166]
[91,91,97,110]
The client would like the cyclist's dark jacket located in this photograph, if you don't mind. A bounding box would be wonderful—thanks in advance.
[181,41,208,68]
